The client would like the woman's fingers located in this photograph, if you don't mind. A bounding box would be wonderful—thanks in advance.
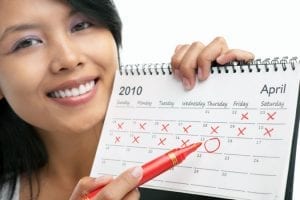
[171,37,255,90]
[171,44,191,80]
[69,176,112,200]
[196,37,229,81]
[216,49,255,65]
[122,188,141,200]
[95,166,143,200]
[174,41,205,89]
[69,166,142,200]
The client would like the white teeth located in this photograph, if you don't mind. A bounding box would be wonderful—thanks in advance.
[54,91,60,98]
[65,89,72,97]
[59,90,66,98]
[71,88,80,96]
[50,80,95,98]
[79,84,87,95]
[90,80,95,88]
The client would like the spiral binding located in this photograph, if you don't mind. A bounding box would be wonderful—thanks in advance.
[119,56,299,76]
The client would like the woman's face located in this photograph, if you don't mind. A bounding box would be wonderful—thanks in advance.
[0,0,119,134]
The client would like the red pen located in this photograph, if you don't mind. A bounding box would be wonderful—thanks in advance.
[84,142,202,200]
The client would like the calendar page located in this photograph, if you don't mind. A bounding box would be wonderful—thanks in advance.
[90,61,300,200]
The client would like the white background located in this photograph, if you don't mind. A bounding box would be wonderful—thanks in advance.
[114,0,299,65]
[113,0,299,199]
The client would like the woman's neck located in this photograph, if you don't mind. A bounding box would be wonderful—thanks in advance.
[37,123,102,183]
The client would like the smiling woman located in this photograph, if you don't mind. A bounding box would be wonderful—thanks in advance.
[0,0,122,199]
[0,0,254,200]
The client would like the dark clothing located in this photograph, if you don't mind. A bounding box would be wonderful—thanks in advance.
[140,188,230,200]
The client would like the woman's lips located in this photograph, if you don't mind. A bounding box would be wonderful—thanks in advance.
[47,77,99,106]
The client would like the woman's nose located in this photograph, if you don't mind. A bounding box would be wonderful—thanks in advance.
[49,37,84,74]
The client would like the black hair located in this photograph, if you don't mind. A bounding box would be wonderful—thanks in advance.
[0,1,122,199]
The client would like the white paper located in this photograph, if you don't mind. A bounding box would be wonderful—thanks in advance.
[91,63,300,200]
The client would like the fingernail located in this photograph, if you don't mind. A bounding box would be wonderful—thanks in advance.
[197,68,202,80]
[174,69,181,80]
[94,175,110,183]
[131,166,143,178]
[182,78,191,90]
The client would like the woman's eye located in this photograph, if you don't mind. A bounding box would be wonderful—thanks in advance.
[13,38,42,52]
[71,21,93,32]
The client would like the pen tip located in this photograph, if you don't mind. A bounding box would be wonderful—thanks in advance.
[194,142,202,149]
[180,142,202,157]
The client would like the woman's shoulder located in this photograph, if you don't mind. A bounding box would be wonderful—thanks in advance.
[0,177,20,200]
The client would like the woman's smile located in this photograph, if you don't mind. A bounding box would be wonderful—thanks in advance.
[47,76,99,106]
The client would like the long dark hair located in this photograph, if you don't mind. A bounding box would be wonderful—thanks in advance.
[0,1,122,199]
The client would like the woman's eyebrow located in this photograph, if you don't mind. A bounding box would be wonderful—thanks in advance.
[0,10,79,42]
[69,9,79,17]
[0,23,40,42]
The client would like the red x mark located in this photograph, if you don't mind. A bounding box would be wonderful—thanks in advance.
[241,112,249,120]
[117,122,124,130]
[237,127,247,136]
[115,136,121,144]
[161,123,169,132]
[264,128,274,137]
[183,125,192,133]
[181,139,190,147]
[158,138,166,146]
[267,112,276,120]
[210,126,219,134]
[139,122,147,130]
[132,136,140,143]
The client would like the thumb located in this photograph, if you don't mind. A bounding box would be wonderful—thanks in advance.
[69,176,112,200]
[96,166,143,200]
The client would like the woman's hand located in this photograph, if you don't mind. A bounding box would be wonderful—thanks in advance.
[171,37,254,90]
[70,166,142,200]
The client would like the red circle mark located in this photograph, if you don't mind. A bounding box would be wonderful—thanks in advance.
[204,137,221,153]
